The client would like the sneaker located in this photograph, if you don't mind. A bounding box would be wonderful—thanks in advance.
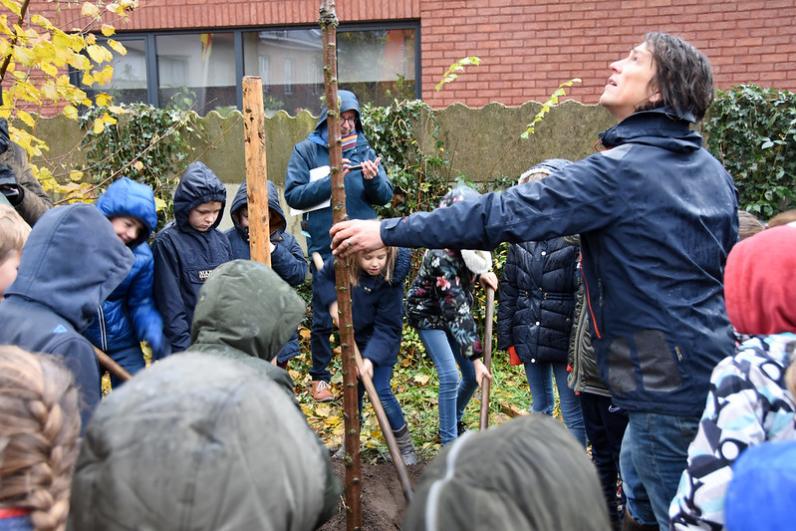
[310,380,334,402]
[457,421,468,436]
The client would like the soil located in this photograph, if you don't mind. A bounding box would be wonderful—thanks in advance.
[319,459,427,530]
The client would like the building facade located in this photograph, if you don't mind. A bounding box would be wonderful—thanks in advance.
[38,0,796,114]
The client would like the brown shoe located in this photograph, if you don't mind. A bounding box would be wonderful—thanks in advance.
[310,380,334,402]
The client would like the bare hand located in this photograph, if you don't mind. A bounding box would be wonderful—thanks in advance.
[357,358,374,381]
[473,358,493,386]
[360,156,381,180]
[329,302,339,328]
[479,272,498,291]
[330,219,384,257]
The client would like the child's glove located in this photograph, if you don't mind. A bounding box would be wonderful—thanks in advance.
[507,345,522,366]
[147,333,171,361]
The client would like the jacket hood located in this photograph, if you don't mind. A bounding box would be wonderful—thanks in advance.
[724,224,796,335]
[600,106,703,153]
[6,204,133,330]
[310,89,363,145]
[403,415,609,531]
[230,181,287,236]
[191,260,305,362]
[96,177,158,245]
[174,161,227,231]
[68,352,337,531]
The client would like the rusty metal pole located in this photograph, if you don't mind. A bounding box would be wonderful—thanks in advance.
[320,2,362,529]
[242,76,272,266]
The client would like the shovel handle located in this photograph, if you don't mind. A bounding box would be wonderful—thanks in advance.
[479,287,495,430]
[93,346,132,382]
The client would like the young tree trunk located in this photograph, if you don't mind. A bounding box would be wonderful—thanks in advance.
[320,2,362,530]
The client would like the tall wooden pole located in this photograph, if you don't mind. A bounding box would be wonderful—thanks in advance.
[320,2,362,530]
[242,76,272,266]
[479,288,496,430]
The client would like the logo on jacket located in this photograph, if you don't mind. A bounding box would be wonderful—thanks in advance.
[198,269,213,281]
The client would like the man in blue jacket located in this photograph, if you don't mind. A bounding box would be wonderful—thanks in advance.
[0,204,133,429]
[226,180,308,368]
[285,89,392,401]
[331,33,738,530]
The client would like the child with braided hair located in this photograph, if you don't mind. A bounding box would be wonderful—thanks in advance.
[0,345,81,531]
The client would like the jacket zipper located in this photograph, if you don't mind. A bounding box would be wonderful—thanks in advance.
[98,305,108,352]
[579,254,603,340]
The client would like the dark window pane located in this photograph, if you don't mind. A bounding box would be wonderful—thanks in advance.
[156,33,236,114]
[242,29,324,115]
[338,28,416,106]
[97,39,148,104]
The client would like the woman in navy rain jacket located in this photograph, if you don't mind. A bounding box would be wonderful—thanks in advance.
[226,180,307,366]
[85,178,167,385]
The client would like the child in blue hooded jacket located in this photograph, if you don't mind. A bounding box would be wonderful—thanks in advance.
[153,162,232,353]
[315,245,418,465]
[226,180,307,368]
[85,178,168,385]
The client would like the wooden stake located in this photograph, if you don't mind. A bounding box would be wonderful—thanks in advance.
[479,287,496,430]
[242,76,271,266]
[320,2,362,529]
[93,346,132,383]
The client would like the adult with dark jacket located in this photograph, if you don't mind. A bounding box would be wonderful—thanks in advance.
[68,353,340,531]
[85,178,168,385]
[0,119,52,226]
[403,414,610,531]
[0,204,133,429]
[331,33,738,530]
[226,180,307,367]
[153,161,231,354]
[285,89,392,401]
[189,259,306,398]
[497,158,585,447]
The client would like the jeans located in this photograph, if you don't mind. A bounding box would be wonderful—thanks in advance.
[357,361,406,431]
[580,392,629,525]
[109,344,146,387]
[620,412,699,530]
[310,264,334,382]
[419,328,477,445]
[523,361,588,447]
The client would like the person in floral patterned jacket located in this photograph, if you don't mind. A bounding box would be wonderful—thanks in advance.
[406,185,496,445]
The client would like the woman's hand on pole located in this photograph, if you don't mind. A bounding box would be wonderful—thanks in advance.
[473,358,493,386]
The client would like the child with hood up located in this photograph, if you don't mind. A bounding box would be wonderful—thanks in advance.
[84,178,168,384]
[153,161,232,353]
[669,224,796,530]
[226,180,307,368]
[406,185,496,445]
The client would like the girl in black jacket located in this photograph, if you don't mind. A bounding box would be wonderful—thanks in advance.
[497,160,586,446]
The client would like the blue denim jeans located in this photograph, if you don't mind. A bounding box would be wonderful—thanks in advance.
[310,264,334,382]
[620,412,699,530]
[109,344,146,388]
[523,361,588,447]
[419,328,477,445]
[357,362,406,431]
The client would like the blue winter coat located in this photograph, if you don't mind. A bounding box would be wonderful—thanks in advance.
[380,107,739,417]
[284,90,393,257]
[153,162,231,353]
[497,237,579,365]
[84,178,167,359]
[315,248,411,366]
[0,204,133,429]
[226,180,308,362]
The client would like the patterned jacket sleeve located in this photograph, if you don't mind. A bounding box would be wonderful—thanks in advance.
[669,342,781,530]
[430,252,482,359]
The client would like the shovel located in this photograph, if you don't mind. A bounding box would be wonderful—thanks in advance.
[479,287,496,430]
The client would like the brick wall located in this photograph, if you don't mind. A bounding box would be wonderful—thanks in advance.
[32,0,796,109]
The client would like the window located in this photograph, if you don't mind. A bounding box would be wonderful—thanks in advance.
[156,33,236,115]
[284,58,293,95]
[95,38,148,104]
[259,55,270,92]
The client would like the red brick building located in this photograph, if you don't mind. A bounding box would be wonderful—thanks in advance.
[39,0,796,114]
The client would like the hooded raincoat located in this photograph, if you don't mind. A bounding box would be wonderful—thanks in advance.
[153,162,231,353]
[68,352,340,531]
[284,89,392,257]
[0,204,133,427]
[84,177,167,360]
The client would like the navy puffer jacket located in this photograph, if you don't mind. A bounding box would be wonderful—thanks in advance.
[85,178,167,358]
[153,162,231,353]
[497,237,578,364]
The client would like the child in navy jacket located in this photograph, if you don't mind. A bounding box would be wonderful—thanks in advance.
[226,180,307,367]
[315,245,418,465]
[85,178,168,385]
[153,162,232,353]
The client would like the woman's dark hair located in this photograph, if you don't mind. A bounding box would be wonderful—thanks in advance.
[643,32,714,122]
